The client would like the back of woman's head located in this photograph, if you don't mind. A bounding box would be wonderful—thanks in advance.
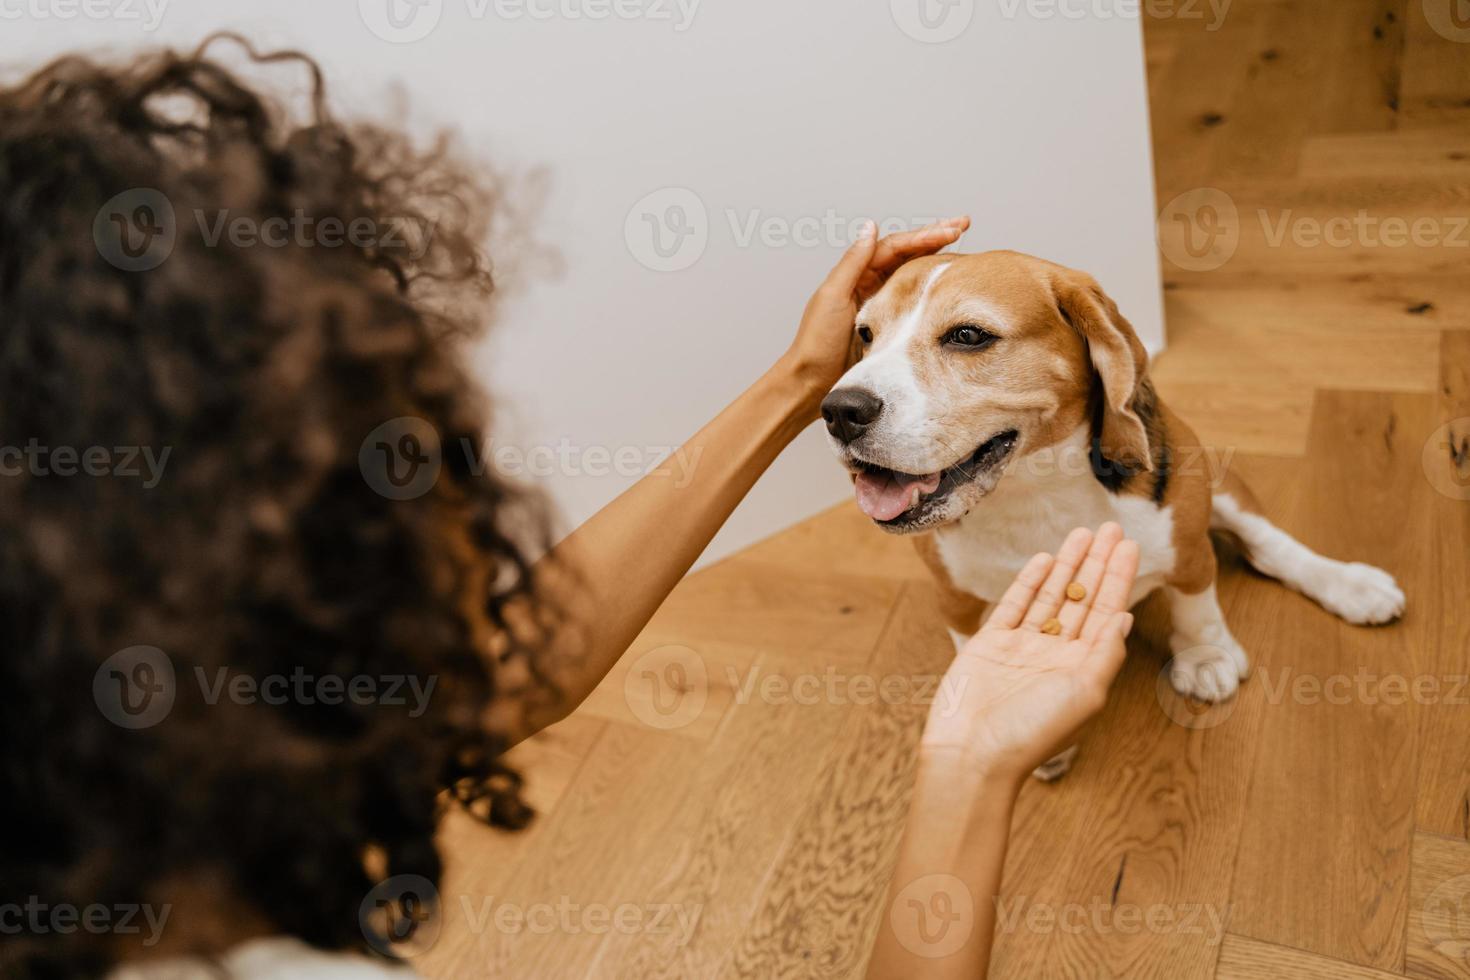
[0,36,554,978]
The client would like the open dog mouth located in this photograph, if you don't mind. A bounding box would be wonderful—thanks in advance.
[850,430,1018,526]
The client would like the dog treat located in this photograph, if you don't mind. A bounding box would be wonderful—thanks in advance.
[1041,618,1062,635]
[1066,582,1087,602]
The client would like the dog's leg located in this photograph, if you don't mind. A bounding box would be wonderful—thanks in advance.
[1211,473,1405,625]
[1166,580,1251,702]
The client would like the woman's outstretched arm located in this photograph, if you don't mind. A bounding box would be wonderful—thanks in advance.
[866,524,1140,979]
[519,216,971,738]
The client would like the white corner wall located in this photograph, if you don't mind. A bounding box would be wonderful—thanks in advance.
[8,0,1163,564]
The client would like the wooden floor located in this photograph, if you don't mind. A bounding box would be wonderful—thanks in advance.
[421,4,1470,977]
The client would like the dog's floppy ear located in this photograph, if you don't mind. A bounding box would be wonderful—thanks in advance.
[1055,272,1153,473]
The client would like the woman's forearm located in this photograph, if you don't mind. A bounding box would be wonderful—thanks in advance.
[866,752,1021,980]
[521,356,824,735]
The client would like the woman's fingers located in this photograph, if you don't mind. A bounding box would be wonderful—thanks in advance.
[982,551,1054,632]
[869,216,969,276]
[821,219,878,296]
[1055,522,1125,638]
[1082,611,1135,688]
[1020,527,1094,631]
[1080,539,1141,642]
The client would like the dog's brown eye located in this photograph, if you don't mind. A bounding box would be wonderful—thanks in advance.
[943,325,996,349]
[857,326,873,344]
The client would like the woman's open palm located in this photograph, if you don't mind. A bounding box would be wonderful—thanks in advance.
[921,524,1141,782]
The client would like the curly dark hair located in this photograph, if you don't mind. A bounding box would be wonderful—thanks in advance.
[0,36,560,978]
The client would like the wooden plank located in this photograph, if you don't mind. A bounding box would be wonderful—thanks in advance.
[1414,331,1470,839]
[432,720,707,978]
[635,555,901,664]
[1300,128,1470,179]
[588,650,856,979]
[1216,933,1405,979]
[735,501,933,584]
[718,583,954,979]
[1407,831,1470,979]
[1229,389,1434,971]
[1399,0,1470,129]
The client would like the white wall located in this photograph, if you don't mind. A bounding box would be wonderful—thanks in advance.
[6,0,1163,563]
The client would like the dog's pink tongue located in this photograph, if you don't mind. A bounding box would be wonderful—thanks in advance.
[854,470,942,521]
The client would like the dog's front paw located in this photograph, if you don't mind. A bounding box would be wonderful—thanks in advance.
[1168,642,1246,702]
[1316,562,1406,625]
[1031,745,1079,782]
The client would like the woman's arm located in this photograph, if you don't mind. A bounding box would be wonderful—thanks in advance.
[866,525,1140,979]
[520,216,971,737]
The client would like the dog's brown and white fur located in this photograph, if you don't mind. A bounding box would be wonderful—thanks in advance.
[822,251,1405,780]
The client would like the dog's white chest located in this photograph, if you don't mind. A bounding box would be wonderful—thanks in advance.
[933,460,1176,608]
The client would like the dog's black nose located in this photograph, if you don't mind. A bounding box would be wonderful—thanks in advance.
[821,387,884,443]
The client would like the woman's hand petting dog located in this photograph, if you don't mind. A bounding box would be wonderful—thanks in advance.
[781,215,970,418]
[920,523,1140,786]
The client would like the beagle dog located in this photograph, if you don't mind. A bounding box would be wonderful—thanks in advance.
[821,250,1405,780]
